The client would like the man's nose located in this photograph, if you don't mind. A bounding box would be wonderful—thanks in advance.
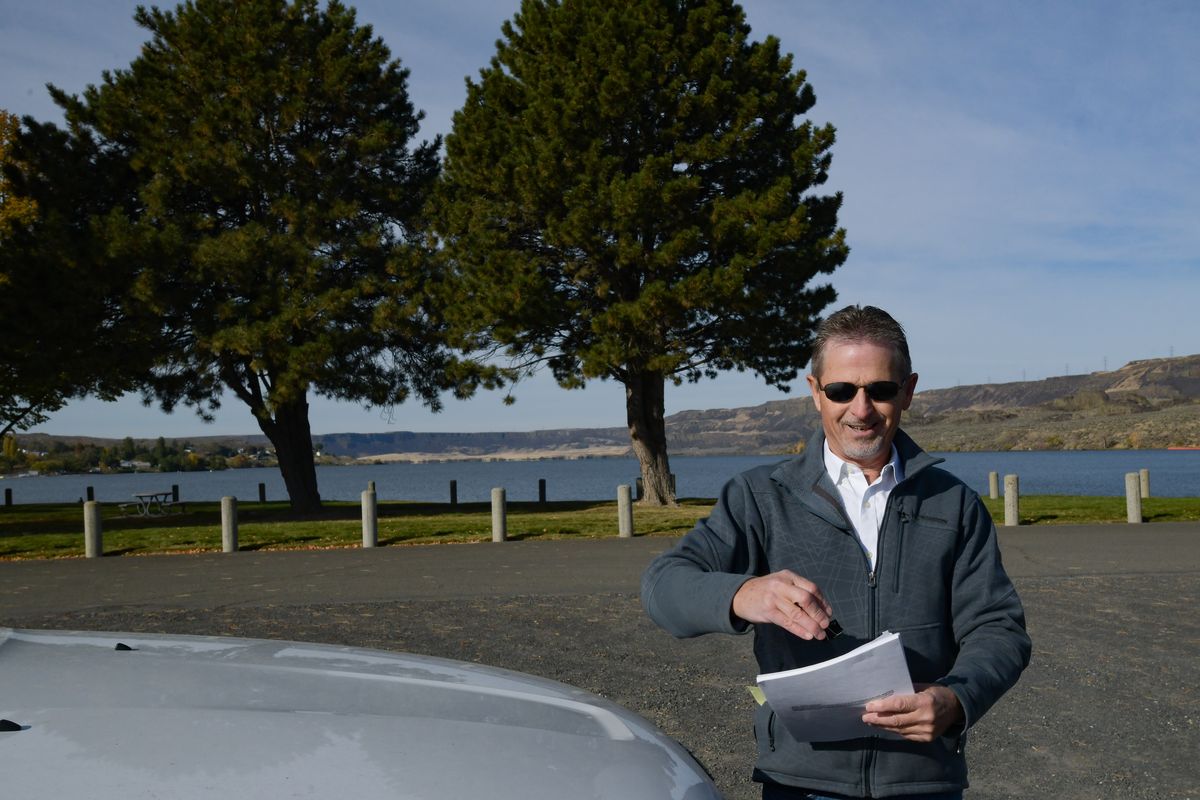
[849,387,875,417]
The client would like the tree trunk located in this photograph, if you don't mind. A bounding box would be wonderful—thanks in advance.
[625,370,675,506]
[255,395,322,515]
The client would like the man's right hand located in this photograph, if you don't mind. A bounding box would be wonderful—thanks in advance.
[731,570,834,640]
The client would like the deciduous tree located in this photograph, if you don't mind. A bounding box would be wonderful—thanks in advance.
[0,111,37,236]
[435,0,847,504]
[41,0,476,513]
[1,109,147,436]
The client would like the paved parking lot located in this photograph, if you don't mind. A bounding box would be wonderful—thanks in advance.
[3,523,1198,799]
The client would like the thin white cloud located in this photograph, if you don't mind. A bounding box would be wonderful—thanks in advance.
[2,0,1196,435]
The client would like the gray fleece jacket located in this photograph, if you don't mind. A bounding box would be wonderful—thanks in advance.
[641,430,1031,798]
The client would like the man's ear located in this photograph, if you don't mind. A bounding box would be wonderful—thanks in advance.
[901,373,918,410]
[806,374,823,412]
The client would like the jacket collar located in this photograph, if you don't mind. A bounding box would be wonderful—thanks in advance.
[769,428,942,526]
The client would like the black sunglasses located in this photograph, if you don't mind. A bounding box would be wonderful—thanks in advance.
[818,380,903,403]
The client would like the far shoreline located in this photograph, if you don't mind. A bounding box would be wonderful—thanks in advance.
[354,445,634,464]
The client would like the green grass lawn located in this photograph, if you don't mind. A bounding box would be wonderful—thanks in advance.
[980,495,1200,526]
[1,494,1196,560]
[0,498,715,559]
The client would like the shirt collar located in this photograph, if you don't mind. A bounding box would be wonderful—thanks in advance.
[822,440,904,487]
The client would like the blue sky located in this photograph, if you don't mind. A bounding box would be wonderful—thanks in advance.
[2,1,1197,438]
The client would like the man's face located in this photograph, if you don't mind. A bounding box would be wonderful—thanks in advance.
[806,340,916,475]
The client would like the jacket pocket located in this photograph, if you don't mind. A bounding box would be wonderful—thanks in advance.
[753,702,777,752]
[889,621,955,681]
[890,513,958,598]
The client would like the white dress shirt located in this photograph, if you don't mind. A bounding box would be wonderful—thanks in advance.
[822,441,904,571]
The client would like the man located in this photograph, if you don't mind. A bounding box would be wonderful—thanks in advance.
[641,305,1031,799]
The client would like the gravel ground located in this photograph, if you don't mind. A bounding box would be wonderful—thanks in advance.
[7,571,1198,799]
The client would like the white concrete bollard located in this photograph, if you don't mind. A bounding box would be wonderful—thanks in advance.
[362,489,378,548]
[491,488,507,542]
[221,496,238,552]
[1003,475,1020,527]
[1139,468,1150,499]
[1125,473,1143,524]
[617,484,634,538]
[988,471,999,500]
[84,501,102,558]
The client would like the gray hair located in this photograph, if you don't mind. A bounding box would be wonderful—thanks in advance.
[810,305,912,379]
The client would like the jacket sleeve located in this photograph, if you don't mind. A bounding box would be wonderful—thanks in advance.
[640,473,767,638]
[938,493,1032,730]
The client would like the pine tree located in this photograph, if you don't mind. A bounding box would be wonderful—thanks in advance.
[35,0,473,512]
[1,108,148,436]
[435,0,847,504]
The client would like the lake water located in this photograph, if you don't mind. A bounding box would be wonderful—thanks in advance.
[2,450,1197,505]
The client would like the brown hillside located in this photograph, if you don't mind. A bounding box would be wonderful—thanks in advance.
[662,354,1200,454]
[20,355,1200,456]
[912,354,1200,415]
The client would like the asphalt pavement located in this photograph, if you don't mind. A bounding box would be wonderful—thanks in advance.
[2,522,1198,799]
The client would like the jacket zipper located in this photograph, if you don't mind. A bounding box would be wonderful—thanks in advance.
[894,509,910,593]
[863,494,906,795]
[863,562,878,795]
[801,457,929,797]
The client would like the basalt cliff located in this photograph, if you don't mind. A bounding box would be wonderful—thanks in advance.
[319,354,1200,459]
[22,355,1200,460]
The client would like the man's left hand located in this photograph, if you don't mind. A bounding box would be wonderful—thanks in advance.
[861,683,963,742]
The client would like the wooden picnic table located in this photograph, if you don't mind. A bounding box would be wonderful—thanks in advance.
[119,491,183,517]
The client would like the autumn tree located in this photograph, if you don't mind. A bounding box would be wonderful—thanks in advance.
[0,107,41,435]
[434,0,847,504]
[39,0,475,513]
[0,111,36,235]
[1,108,149,436]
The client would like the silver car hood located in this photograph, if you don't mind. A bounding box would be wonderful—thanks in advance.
[0,628,721,799]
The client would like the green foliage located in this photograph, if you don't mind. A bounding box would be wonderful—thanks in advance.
[435,0,846,388]
[433,0,846,503]
[0,110,38,239]
[72,0,448,411]
[1,108,151,436]
[0,434,271,475]
[27,0,480,511]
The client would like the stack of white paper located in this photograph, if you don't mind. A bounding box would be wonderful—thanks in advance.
[755,630,914,742]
